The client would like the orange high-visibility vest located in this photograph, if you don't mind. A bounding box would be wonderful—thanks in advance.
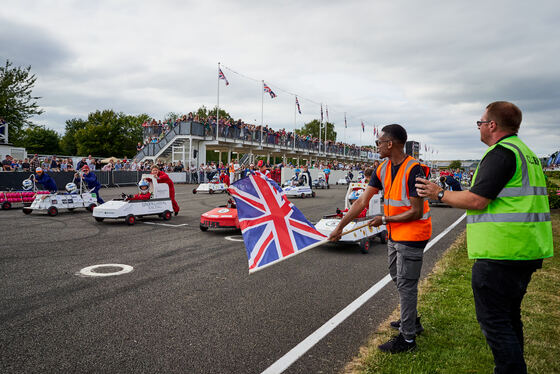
[376,155,432,242]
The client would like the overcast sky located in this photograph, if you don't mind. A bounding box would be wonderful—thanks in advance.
[1,0,559,159]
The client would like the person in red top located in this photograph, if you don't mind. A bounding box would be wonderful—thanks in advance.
[219,170,230,186]
[149,165,180,215]
[124,179,152,201]
[255,160,271,178]
[271,165,282,184]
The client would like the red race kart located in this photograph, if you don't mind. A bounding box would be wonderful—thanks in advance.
[199,198,240,231]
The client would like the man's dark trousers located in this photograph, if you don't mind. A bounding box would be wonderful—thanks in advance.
[472,260,540,374]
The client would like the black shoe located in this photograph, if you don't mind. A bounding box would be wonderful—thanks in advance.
[378,333,416,353]
[174,212,179,216]
[390,316,424,335]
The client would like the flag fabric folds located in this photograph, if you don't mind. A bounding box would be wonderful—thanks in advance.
[218,68,229,86]
[295,97,302,114]
[228,173,327,273]
[263,82,276,98]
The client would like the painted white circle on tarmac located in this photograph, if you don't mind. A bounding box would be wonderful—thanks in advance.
[225,235,244,242]
[79,264,134,277]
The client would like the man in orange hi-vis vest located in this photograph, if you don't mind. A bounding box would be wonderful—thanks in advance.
[329,124,431,354]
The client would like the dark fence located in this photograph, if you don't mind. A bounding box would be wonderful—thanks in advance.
[0,171,193,191]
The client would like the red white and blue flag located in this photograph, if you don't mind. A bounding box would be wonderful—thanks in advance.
[361,121,365,132]
[295,96,302,114]
[263,82,276,98]
[229,173,326,273]
[218,68,229,86]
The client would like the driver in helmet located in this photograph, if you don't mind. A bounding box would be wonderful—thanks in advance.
[32,167,57,192]
[337,188,368,218]
[123,179,152,201]
[65,182,78,194]
[75,165,104,204]
[22,179,34,191]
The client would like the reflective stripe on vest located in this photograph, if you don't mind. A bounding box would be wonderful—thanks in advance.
[466,136,553,260]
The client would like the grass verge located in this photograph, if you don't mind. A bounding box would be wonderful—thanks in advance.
[344,213,560,374]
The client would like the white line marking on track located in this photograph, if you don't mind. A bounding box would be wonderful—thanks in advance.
[261,213,466,374]
[142,222,189,227]
[79,264,133,277]
[225,235,244,242]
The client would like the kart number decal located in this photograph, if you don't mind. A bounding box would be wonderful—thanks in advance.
[217,208,230,213]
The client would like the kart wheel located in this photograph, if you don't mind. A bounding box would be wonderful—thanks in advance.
[312,191,316,198]
[336,182,338,185]
[209,189,215,194]
[379,230,388,244]
[126,214,136,225]
[47,206,58,217]
[2,201,11,210]
[300,193,305,198]
[359,238,371,254]
[22,208,32,215]
[199,224,208,232]
[192,188,197,194]
[162,210,172,220]
[94,217,104,222]
[327,184,330,189]
[86,203,96,212]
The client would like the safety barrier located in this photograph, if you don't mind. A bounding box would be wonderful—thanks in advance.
[0,171,193,190]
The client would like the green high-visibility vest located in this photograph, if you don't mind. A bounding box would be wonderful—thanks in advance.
[466,136,553,260]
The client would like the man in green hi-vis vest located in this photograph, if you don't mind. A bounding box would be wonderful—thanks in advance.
[416,101,553,374]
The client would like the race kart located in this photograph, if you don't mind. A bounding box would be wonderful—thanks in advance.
[312,174,330,189]
[1,177,50,210]
[315,182,387,254]
[193,175,228,194]
[199,198,240,231]
[23,177,97,216]
[93,175,173,225]
[283,174,316,198]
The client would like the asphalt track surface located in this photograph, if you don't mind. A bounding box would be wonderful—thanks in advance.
[0,184,465,374]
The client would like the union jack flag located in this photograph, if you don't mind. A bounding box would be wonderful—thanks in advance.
[229,173,326,273]
[263,82,276,98]
[218,68,229,86]
[361,121,365,132]
[295,96,302,114]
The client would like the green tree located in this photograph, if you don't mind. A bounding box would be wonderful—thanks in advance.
[0,60,44,142]
[448,160,462,169]
[295,119,337,141]
[59,118,87,155]
[18,125,61,154]
[73,110,150,157]
[195,105,233,122]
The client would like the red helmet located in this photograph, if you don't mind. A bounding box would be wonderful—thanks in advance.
[82,165,90,172]
[257,160,265,168]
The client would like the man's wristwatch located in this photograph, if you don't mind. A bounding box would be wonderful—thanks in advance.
[382,215,387,225]
[437,189,445,202]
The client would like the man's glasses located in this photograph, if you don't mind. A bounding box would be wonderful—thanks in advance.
[375,139,391,146]
[476,120,491,128]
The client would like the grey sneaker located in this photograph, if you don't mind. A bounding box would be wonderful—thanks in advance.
[389,316,424,335]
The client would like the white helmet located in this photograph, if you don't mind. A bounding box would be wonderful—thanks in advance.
[138,179,150,194]
[22,179,33,191]
[65,182,77,193]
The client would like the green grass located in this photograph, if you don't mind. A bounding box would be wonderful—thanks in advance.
[344,214,560,374]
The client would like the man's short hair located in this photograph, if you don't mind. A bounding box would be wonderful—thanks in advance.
[364,167,374,178]
[381,124,407,144]
[486,101,522,133]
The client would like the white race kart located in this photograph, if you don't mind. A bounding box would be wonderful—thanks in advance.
[192,175,228,194]
[282,174,316,198]
[93,175,173,225]
[23,177,98,216]
[315,182,387,253]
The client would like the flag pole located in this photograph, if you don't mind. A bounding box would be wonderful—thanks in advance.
[261,80,264,146]
[249,219,379,274]
[216,62,220,140]
[293,96,297,151]
[344,112,346,157]
[319,104,322,157]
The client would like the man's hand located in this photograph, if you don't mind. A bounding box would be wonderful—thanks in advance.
[328,226,343,242]
[415,177,442,200]
[369,215,384,227]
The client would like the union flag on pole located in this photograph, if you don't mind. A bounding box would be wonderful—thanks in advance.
[361,121,365,132]
[263,82,276,98]
[228,173,326,273]
[295,96,302,114]
[218,68,229,86]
